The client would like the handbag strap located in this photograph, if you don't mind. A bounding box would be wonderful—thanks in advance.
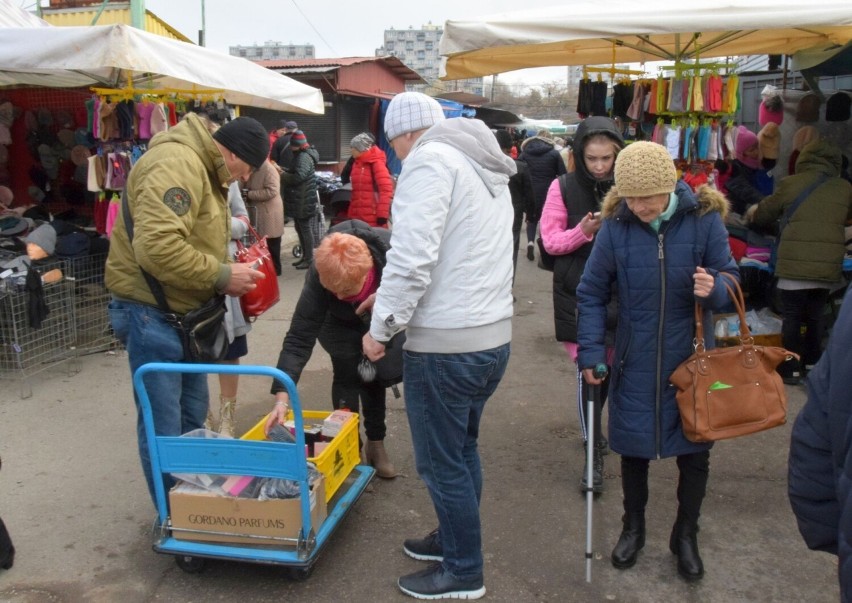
[777,173,828,237]
[693,272,748,352]
[120,190,175,315]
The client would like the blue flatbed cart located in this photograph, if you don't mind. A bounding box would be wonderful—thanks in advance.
[134,362,374,578]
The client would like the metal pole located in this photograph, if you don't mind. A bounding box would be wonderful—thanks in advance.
[129,0,144,30]
[200,0,206,47]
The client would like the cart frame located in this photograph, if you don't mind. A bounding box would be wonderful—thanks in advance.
[134,362,374,573]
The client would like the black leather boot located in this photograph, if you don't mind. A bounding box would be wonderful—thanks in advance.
[669,519,704,581]
[611,512,645,569]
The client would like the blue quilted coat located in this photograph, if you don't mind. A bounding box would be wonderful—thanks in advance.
[577,181,738,459]
[788,282,852,603]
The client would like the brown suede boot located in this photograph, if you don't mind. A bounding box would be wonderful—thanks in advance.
[365,440,397,479]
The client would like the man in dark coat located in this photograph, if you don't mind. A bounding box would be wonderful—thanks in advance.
[495,129,534,281]
[519,132,567,261]
[789,282,852,603]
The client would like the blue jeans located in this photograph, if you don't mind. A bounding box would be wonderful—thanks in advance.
[108,300,209,504]
[403,343,510,579]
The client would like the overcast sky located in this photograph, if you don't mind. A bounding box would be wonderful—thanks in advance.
[141,0,570,87]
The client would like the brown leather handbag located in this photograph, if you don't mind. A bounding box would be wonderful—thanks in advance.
[669,274,797,443]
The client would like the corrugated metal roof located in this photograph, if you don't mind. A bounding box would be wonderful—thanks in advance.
[40,7,192,42]
[257,56,423,82]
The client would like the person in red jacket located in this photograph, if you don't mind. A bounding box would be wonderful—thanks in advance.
[347,132,394,227]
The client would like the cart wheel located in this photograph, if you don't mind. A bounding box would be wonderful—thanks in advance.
[175,555,206,573]
[292,244,302,258]
[287,565,313,581]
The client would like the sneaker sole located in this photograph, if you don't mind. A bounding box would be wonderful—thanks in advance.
[403,546,444,562]
[398,582,485,600]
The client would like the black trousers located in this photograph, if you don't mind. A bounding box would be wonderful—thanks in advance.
[266,236,282,276]
[293,217,315,261]
[621,450,710,526]
[329,354,387,441]
[780,287,829,369]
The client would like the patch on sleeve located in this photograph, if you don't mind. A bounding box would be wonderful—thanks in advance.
[162,187,192,216]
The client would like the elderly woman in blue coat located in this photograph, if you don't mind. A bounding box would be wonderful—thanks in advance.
[577,142,738,582]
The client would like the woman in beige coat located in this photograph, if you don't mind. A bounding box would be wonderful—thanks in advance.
[245,160,285,275]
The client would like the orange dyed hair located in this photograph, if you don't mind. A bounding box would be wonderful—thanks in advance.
[314,233,373,295]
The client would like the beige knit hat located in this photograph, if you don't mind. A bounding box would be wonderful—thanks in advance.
[613,141,677,198]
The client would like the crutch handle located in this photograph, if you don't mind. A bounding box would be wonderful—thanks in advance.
[593,363,608,379]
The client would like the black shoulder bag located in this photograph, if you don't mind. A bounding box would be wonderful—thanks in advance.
[536,174,572,272]
[121,193,229,362]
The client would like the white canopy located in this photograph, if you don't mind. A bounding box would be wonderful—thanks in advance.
[440,0,852,79]
[0,0,50,27]
[0,23,324,114]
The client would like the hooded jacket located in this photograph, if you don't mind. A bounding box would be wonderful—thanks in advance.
[751,140,852,284]
[282,146,320,220]
[348,145,394,226]
[788,282,852,602]
[105,113,232,315]
[519,136,567,219]
[577,182,738,459]
[272,219,390,393]
[369,117,516,353]
[542,116,624,344]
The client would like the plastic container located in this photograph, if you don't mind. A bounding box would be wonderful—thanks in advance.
[242,410,360,502]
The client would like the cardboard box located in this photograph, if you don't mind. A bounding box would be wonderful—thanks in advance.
[169,476,326,545]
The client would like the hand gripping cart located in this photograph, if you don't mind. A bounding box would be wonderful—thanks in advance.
[135,362,375,578]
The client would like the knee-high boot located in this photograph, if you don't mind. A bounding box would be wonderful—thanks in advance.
[611,456,649,569]
[670,451,709,581]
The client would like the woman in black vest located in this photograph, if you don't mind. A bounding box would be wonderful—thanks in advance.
[540,116,624,493]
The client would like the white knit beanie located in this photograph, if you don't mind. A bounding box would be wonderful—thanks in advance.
[384,92,445,141]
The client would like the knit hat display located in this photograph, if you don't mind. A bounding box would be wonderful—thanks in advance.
[795,93,822,123]
[758,122,780,160]
[826,92,851,122]
[212,116,269,169]
[289,130,308,148]
[384,92,445,141]
[25,223,56,256]
[613,142,677,198]
[758,96,784,127]
[792,126,820,151]
[350,132,375,152]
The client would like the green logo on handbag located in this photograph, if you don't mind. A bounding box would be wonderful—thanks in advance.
[709,381,733,390]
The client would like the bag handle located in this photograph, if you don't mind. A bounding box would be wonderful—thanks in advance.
[693,272,749,353]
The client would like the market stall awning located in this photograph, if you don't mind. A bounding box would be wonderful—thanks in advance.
[0,23,324,114]
[439,0,852,79]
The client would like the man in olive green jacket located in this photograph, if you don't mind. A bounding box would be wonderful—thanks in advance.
[106,112,268,503]
[750,139,852,383]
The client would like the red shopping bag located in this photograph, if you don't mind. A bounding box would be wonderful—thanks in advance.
[235,223,279,319]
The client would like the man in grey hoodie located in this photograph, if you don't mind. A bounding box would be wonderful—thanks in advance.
[363,92,516,600]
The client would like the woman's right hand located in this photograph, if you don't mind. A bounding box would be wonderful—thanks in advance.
[579,212,602,237]
[263,393,290,435]
[583,367,604,385]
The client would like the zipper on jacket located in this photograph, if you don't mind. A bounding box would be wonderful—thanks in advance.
[655,231,666,459]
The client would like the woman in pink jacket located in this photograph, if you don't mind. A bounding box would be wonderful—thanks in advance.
[347,133,394,227]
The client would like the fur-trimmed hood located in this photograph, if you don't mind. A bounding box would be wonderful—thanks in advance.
[600,182,729,220]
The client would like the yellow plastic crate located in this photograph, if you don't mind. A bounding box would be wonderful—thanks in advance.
[242,410,359,503]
